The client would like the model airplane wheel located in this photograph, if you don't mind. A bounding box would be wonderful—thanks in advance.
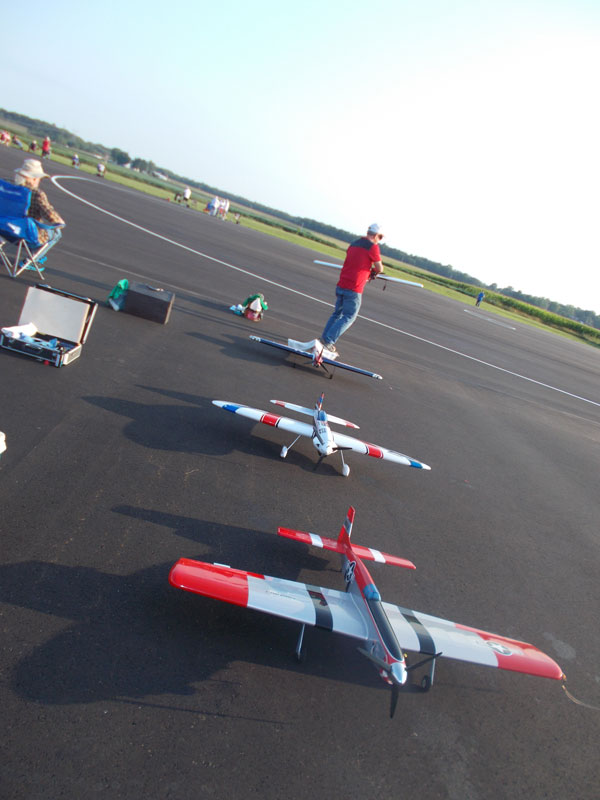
[280,446,288,459]
[420,675,431,692]
[295,649,305,663]
[342,464,350,477]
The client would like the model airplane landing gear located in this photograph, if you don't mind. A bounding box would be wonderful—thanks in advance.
[406,651,441,692]
[281,435,301,459]
[295,624,306,662]
[340,450,350,477]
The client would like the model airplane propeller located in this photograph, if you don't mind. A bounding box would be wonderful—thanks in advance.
[169,507,564,718]
[212,392,430,476]
[314,260,424,289]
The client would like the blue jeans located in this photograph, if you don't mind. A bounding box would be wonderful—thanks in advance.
[321,287,362,346]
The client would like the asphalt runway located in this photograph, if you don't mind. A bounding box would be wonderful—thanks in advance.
[1,147,599,799]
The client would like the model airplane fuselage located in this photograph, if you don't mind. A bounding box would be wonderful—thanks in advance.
[169,507,564,717]
[213,393,430,476]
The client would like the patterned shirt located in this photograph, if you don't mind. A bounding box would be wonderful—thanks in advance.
[28,188,63,244]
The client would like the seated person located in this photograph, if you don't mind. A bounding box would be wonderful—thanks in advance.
[13,158,65,245]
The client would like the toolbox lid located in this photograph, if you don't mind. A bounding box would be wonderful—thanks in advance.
[18,284,97,344]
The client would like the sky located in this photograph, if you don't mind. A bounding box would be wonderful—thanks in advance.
[3,0,600,313]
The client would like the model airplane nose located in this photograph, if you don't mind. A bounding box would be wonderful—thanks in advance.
[391,661,408,686]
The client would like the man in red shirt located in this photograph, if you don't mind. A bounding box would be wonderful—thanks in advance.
[320,223,384,355]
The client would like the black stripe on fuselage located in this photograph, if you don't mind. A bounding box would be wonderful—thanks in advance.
[307,586,333,631]
[400,608,436,654]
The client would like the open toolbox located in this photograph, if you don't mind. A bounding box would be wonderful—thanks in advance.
[1,283,98,367]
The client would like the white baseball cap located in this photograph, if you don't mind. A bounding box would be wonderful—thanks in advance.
[15,158,48,180]
[368,223,383,236]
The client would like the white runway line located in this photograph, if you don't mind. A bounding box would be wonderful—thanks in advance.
[463,309,516,330]
[52,176,600,409]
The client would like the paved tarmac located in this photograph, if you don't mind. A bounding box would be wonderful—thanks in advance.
[1,147,599,799]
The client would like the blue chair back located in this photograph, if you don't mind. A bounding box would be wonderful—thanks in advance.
[0,179,40,246]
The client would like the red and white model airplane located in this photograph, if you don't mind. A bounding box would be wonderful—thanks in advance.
[169,507,564,717]
[212,393,430,476]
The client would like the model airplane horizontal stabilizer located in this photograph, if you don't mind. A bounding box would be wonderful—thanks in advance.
[249,335,383,380]
[169,507,564,715]
[314,260,424,288]
[212,395,431,476]
[277,526,416,569]
[270,399,359,429]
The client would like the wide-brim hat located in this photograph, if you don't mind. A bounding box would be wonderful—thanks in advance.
[15,159,48,180]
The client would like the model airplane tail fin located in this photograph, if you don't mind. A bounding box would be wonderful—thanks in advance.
[337,506,355,547]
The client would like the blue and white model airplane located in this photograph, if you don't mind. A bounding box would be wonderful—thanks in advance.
[213,393,430,477]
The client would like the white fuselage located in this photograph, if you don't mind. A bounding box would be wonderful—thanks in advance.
[312,410,336,456]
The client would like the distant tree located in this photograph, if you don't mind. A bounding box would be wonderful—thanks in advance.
[131,158,149,172]
[110,147,130,165]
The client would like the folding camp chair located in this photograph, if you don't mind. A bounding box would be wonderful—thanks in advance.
[0,178,63,279]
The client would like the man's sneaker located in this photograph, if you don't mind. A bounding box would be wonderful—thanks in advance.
[320,340,339,359]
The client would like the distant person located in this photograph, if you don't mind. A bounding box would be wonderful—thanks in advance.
[209,196,219,216]
[219,198,230,221]
[13,158,65,245]
[29,140,38,153]
[319,223,385,356]
[475,291,485,307]
[72,153,79,168]
[234,212,241,224]
[0,130,10,146]
[183,186,192,206]
[96,162,106,178]
[41,136,51,159]
[12,135,24,149]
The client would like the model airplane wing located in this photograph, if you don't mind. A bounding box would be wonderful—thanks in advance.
[213,401,314,438]
[314,260,424,288]
[249,336,383,381]
[382,602,563,680]
[331,431,431,470]
[169,558,370,640]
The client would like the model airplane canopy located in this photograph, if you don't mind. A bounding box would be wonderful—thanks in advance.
[169,507,564,717]
[314,260,424,288]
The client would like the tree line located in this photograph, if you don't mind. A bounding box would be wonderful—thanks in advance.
[1,107,598,331]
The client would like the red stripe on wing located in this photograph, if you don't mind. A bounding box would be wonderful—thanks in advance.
[456,623,563,680]
[260,413,281,427]
[365,443,384,458]
[169,559,264,608]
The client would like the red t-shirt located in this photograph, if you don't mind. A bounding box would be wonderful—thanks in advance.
[337,237,381,293]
